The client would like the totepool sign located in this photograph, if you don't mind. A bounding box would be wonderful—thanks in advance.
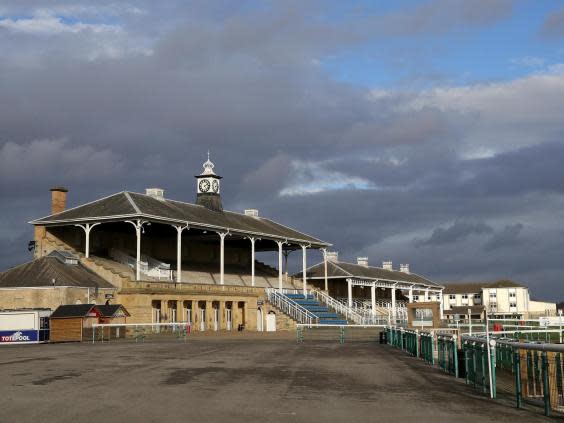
[0,330,39,344]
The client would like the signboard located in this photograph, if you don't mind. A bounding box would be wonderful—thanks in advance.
[539,317,550,327]
[105,294,114,299]
[257,300,264,306]
[0,330,39,344]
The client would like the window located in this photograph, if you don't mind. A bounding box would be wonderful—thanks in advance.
[509,302,517,309]
[489,290,497,299]
[413,295,419,301]
[509,290,516,298]
[449,294,456,300]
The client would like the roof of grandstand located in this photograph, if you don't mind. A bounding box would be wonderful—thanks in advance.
[302,260,442,288]
[0,256,114,289]
[30,191,329,248]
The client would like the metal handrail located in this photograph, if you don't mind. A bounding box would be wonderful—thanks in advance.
[311,290,384,325]
[265,288,318,324]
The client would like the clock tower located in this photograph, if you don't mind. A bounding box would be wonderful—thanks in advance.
[195,153,223,212]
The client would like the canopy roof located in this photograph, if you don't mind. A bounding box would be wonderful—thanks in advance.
[0,256,114,289]
[303,260,442,289]
[30,191,330,248]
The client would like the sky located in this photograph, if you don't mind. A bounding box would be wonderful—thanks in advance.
[0,0,563,301]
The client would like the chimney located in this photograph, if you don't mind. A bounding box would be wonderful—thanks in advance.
[357,257,368,267]
[400,264,410,273]
[50,187,68,214]
[244,209,259,217]
[326,251,339,262]
[146,188,165,201]
[382,260,393,271]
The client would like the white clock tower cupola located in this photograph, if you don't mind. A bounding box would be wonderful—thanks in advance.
[195,152,223,212]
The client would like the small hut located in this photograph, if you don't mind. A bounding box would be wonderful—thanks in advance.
[49,304,100,342]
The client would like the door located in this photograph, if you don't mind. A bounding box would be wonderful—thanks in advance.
[199,308,206,331]
[226,309,232,331]
[266,313,276,332]
[257,308,264,332]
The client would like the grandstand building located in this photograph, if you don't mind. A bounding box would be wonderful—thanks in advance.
[1,156,446,331]
[301,253,444,322]
[4,156,331,330]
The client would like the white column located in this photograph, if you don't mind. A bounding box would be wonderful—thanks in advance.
[175,224,188,283]
[408,288,413,303]
[276,241,284,292]
[347,278,353,308]
[371,284,376,317]
[439,291,444,319]
[125,220,144,281]
[301,245,307,297]
[391,286,396,322]
[249,237,256,287]
[218,232,227,285]
[322,248,328,292]
[425,288,429,302]
[75,223,100,259]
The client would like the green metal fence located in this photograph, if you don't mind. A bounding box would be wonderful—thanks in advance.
[420,332,434,365]
[437,334,459,378]
[462,337,496,398]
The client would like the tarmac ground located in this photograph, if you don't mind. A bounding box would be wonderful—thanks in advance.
[0,333,559,423]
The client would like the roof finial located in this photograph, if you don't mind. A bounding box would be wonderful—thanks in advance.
[202,151,215,175]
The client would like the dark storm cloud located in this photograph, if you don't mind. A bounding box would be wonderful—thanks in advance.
[414,221,493,247]
[0,1,563,300]
[540,8,564,38]
[484,223,524,251]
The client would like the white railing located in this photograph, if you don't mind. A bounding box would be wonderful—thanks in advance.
[265,288,318,324]
[110,248,172,280]
[312,289,365,324]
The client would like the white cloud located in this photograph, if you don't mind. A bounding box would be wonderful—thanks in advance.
[399,65,564,158]
[279,160,376,196]
[0,11,121,35]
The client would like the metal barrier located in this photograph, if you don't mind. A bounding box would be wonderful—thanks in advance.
[462,337,496,398]
[499,340,564,416]
[437,334,458,377]
[297,324,385,343]
[420,332,434,365]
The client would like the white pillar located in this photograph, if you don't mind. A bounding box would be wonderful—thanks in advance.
[391,286,396,322]
[425,288,429,302]
[125,220,143,281]
[408,288,413,303]
[371,284,376,317]
[301,245,307,297]
[75,222,100,259]
[322,248,328,292]
[347,278,353,308]
[175,225,188,283]
[249,237,256,287]
[439,291,444,319]
[218,232,227,285]
[277,241,284,292]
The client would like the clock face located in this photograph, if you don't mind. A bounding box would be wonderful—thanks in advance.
[199,179,211,193]
[212,179,219,193]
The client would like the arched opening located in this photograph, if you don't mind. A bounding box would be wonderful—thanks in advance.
[225,301,233,331]
[198,300,206,331]
[183,300,193,325]
[257,307,264,332]
[151,300,161,324]
[212,301,220,331]
[168,300,177,323]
